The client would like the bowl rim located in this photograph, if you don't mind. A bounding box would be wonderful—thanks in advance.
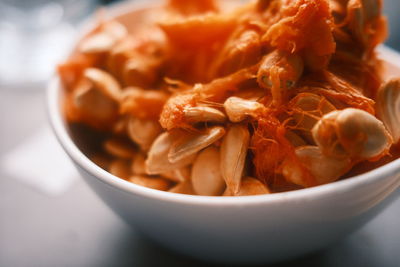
[47,1,400,207]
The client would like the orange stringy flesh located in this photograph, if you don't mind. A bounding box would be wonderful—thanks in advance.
[251,111,317,189]
[59,0,392,192]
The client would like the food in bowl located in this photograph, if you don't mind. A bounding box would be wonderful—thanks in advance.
[58,0,400,196]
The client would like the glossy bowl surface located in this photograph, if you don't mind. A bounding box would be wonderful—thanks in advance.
[48,2,400,264]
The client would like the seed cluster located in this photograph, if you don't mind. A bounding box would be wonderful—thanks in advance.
[59,0,399,196]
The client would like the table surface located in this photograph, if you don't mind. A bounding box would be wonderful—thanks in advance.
[1,78,400,267]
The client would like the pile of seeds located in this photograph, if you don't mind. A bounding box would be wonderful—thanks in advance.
[58,0,400,196]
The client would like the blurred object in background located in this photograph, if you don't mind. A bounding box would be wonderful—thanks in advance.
[384,0,400,51]
[99,0,123,4]
[0,0,95,88]
[0,0,398,88]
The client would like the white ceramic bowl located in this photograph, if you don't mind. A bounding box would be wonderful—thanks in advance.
[47,2,400,264]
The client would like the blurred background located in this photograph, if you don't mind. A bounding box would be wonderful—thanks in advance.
[0,0,118,88]
[0,1,400,267]
[384,0,400,49]
[0,0,399,88]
